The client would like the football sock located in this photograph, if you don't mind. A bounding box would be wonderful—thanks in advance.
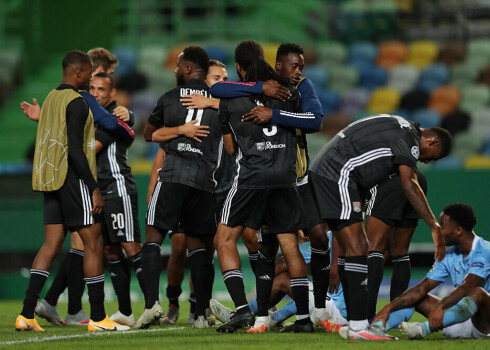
[222,269,250,313]
[248,251,258,276]
[421,297,478,336]
[345,256,368,326]
[256,252,275,317]
[141,242,162,309]
[108,258,132,316]
[338,256,350,320]
[189,249,211,317]
[67,248,85,315]
[291,277,309,324]
[373,307,415,331]
[272,299,296,323]
[189,293,196,314]
[21,269,49,319]
[44,253,69,306]
[311,245,330,309]
[86,274,105,322]
[367,250,384,319]
[248,294,258,315]
[390,255,411,301]
[206,259,215,307]
[166,285,182,308]
[129,252,146,303]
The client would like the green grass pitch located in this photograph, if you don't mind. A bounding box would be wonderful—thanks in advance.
[0,300,486,349]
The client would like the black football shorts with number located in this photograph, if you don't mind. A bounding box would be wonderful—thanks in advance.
[101,194,140,244]
[44,178,101,229]
[147,182,216,237]
[219,84,306,234]
[366,168,427,228]
[309,114,422,231]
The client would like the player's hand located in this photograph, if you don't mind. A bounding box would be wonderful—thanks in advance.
[20,98,41,122]
[91,188,104,215]
[427,304,445,332]
[181,93,212,109]
[242,106,273,124]
[113,106,130,122]
[179,120,209,142]
[262,80,291,101]
[328,269,340,295]
[371,306,391,331]
[432,224,446,262]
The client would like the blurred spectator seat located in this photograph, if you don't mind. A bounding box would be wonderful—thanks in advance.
[165,45,187,69]
[481,136,490,156]
[112,47,138,76]
[358,64,388,90]
[303,65,330,89]
[432,156,463,170]
[204,45,229,64]
[328,64,359,93]
[339,88,370,116]
[464,155,490,169]
[441,110,471,136]
[418,63,450,93]
[318,41,348,65]
[317,89,340,114]
[400,89,429,111]
[467,39,490,64]
[428,86,461,117]
[437,42,466,67]
[407,40,438,69]
[348,42,378,67]
[263,43,280,68]
[388,64,419,94]
[460,84,490,113]
[469,109,490,138]
[368,87,401,114]
[377,41,408,69]
[479,64,490,89]
[451,62,481,87]
[450,131,484,159]
[411,108,441,128]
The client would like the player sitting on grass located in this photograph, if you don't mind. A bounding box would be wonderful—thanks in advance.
[371,203,490,340]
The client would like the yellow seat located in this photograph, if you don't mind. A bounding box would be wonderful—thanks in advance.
[367,87,401,114]
[263,43,280,68]
[464,155,490,169]
[408,40,438,69]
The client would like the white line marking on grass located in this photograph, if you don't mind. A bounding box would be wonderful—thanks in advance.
[1,326,185,345]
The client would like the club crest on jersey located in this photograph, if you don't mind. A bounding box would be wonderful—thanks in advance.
[352,202,361,213]
[256,142,265,151]
[411,146,419,159]
[256,141,286,151]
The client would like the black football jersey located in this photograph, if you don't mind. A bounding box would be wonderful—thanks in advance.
[148,79,221,192]
[219,84,301,189]
[310,114,421,190]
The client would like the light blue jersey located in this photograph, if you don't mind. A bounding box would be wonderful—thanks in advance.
[426,235,490,292]
[299,232,347,318]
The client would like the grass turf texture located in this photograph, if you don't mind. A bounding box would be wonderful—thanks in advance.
[0,300,486,349]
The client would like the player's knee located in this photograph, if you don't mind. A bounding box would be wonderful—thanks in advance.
[122,242,142,257]
[104,245,123,260]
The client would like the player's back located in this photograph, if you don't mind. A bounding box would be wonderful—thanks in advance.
[219,84,300,189]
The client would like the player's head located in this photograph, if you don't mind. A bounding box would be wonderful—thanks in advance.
[87,47,119,75]
[62,50,93,89]
[440,203,477,245]
[275,43,305,85]
[234,40,276,82]
[175,46,210,86]
[89,72,116,108]
[205,60,227,87]
[419,127,452,164]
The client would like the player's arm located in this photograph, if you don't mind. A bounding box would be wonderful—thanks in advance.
[329,234,341,294]
[147,147,165,204]
[151,121,209,143]
[66,97,103,215]
[210,80,290,100]
[399,164,445,262]
[373,277,442,329]
[95,128,115,154]
[181,93,220,110]
[222,134,236,156]
[80,91,135,144]
[218,100,236,155]
[112,106,135,126]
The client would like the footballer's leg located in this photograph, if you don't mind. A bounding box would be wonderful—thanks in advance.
[242,228,260,275]
[389,226,416,301]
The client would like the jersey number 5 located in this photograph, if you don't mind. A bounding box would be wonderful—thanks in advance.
[185,109,204,125]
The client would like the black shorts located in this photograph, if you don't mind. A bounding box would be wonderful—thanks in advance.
[365,175,419,229]
[297,180,323,231]
[214,190,229,222]
[309,172,363,231]
[221,187,306,234]
[44,178,101,229]
[101,194,141,245]
[146,181,217,237]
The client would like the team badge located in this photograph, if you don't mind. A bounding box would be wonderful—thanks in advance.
[177,143,185,151]
[411,145,419,159]
[353,201,361,213]
[256,142,265,151]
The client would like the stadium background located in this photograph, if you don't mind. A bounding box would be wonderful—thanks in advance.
[0,0,489,301]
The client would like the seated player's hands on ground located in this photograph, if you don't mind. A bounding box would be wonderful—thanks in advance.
[20,98,41,122]
[181,93,215,109]
[432,224,446,262]
[241,106,273,124]
[91,188,104,215]
[427,303,445,332]
[112,106,130,122]
[372,305,391,331]
[179,119,209,142]
[262,79,291,101]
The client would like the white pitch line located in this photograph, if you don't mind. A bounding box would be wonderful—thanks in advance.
[1,326,185,345]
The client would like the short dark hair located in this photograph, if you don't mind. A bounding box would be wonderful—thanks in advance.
[94,72,115,90]
[430,127,452,158]
[182,46,210,75]
[276,43,304,62]
[62,50,92,71]
[87,47,118,72]
[209,59,226,68]
[443,203,477,232]
[235,40,277,82]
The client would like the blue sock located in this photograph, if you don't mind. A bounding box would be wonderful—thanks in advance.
[421,296,478,336]
[372,307,415,331]
[272,299,297,323]
[248,295,258,315]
